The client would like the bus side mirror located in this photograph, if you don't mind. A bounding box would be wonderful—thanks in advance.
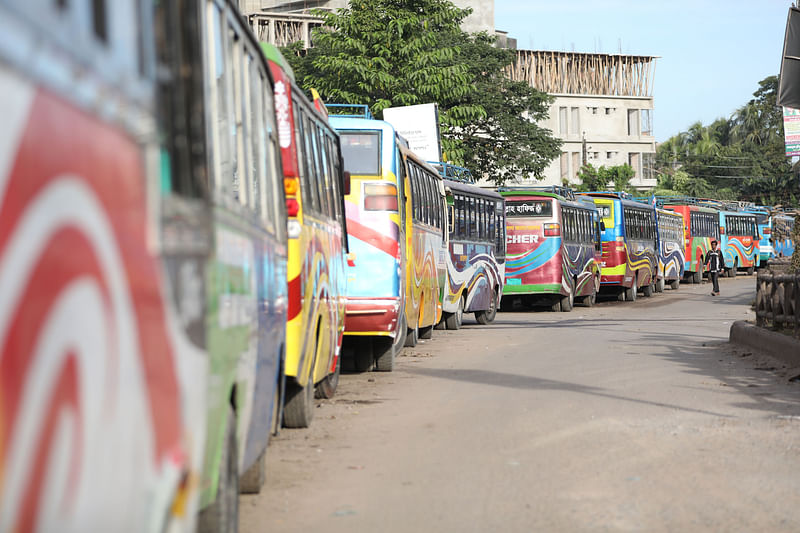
[599,220,606,231]
[343,171,351,196]
[448,204,455,229]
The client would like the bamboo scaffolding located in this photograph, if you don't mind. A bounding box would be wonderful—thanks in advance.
[248,13,324,48]
[508,50,657,97]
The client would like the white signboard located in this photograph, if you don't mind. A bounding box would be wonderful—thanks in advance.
[382,103,442,162]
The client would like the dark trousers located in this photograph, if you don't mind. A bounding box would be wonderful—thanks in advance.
[710,271,720,294]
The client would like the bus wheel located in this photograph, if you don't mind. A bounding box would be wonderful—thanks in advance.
[625,278,637,302]
[374,338,395,372]
[198,406,239,533]
[746,266,754,276]
[580,291,596,307]
[642,282,654,297]
[475,290,498,324]
[670,279,680,290]
[656,277,665,293]
[434,319,447,330]
[692,270,702,284]
[551,299,562,311]
[316,352,340,399]
[404,322,419,347]
[419,324,433,339]
[559,292,573,312]
[283,371,314,428]
[445,298,463,329]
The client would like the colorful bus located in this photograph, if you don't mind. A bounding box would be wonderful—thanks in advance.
[194,3,295,528]
[263,44,348,428]
[328,111,407,372]
[580,193,657,301]
[0,1,209,530]
[437,173,506,328]
[744,206,772,265]
[655,208,685,291]
[657,199,719,284]
[717,210,759,276]
[771,213,796,258]
[501,189,602,311]
[399,147,447,346]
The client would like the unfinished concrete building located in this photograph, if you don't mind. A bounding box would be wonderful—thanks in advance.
[240,0,504,46]
[508,50,658,189]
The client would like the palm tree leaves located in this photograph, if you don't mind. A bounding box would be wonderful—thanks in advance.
[655,75,796,206]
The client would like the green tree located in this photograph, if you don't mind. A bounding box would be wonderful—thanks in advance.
[575,163,635,193]
[654,75,796,206]
[281,0,561,184]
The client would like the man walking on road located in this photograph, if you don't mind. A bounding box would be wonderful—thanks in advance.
[704,240,725,296]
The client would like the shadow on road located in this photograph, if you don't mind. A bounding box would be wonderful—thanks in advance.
[404,366,734,417]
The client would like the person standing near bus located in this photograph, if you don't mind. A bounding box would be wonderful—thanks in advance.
[705,240,725,296]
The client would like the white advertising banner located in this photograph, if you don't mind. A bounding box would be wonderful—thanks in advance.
[382,103,442,162]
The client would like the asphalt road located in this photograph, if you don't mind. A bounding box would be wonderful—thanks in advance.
[240,276,800,532]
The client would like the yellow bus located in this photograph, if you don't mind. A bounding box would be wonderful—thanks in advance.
[399,147,447,346]
[263,44,349,428]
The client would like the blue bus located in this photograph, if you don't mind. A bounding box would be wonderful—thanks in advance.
[772,213,797,258]
[579,192,657,301]
[717,210,758,276]
[329,109,408,371]
[436,169,506,327]
[743,206,772,265]
[655,208,685,291]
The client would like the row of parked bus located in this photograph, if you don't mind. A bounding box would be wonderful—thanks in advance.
[0,1,506,531]
[3,1,798,530]
[501,190,796,313]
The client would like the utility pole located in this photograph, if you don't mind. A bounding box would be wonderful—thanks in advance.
[582,131,587,167]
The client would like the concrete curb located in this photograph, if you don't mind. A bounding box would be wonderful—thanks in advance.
[729,321,800,366]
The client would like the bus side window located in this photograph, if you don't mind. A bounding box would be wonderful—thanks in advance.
[410,165,420,222]
[395,149,406,225]
[263,74,284,236]
[469,197,477,239]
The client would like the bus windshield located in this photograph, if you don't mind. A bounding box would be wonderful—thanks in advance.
[506,199,552,217]
[340,131,380,175]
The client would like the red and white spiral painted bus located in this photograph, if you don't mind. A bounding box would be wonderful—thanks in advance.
[0,2,209,531]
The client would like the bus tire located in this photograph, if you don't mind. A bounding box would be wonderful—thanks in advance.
[475,290,498,324]
[374,338,395,372]
[746,266,754,276]
[445,298,463,329]
[625,277,637,302]
[643,282,654,297]
[551,299,562,311]
[692,270,702,284]
[283,371,314,428]
[240,448,265,495]
[434,319,447,330]
[419,323,433,339]
[315,351,340,399]
[580,291,596,307]
[656,277,665,293]
[198,407,239,533]
[404,322,418,347]
[670,279,680,290]
[560,292,573,312]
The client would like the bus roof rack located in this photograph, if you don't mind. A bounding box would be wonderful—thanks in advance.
[578,190,634,200]
[497,185,575,200]
[428,161,475,184]
[327,103,374,120]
